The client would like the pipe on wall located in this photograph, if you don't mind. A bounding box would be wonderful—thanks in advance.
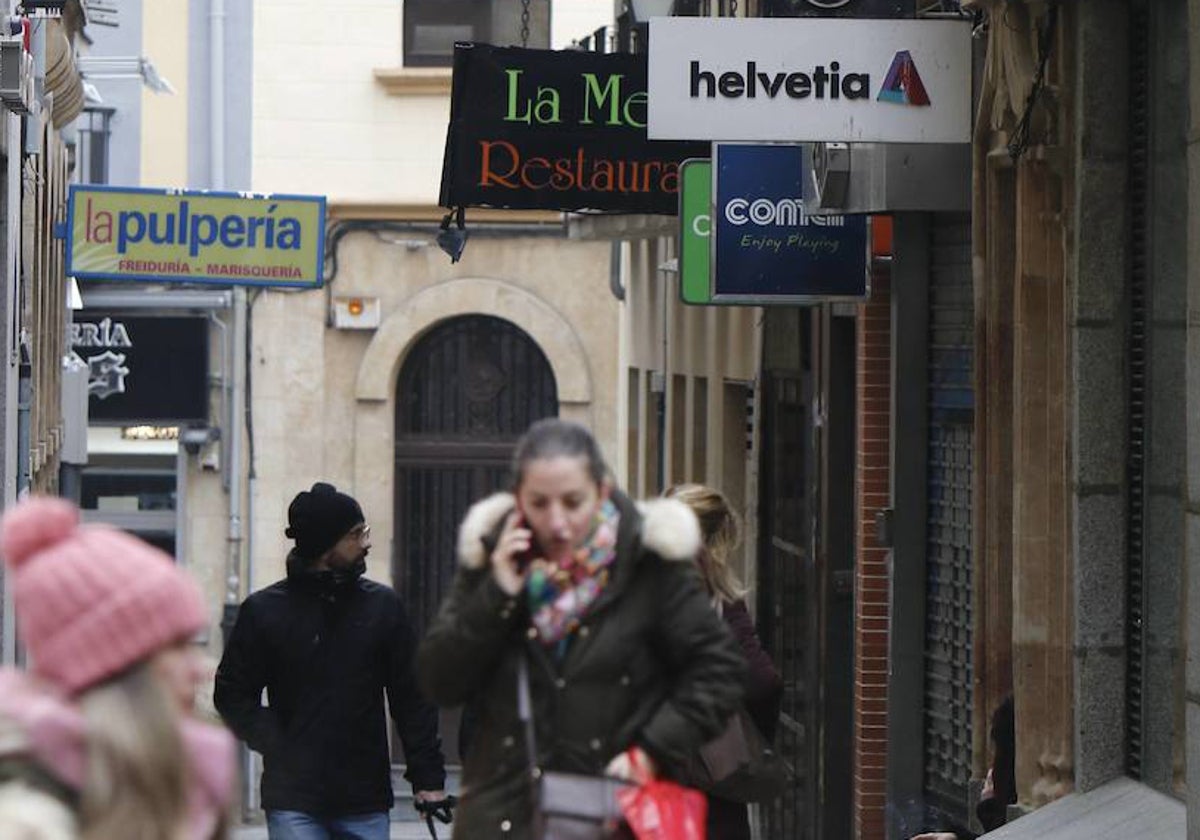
[208,0,245,621]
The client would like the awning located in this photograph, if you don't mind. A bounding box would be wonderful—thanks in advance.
[45,20,83,128]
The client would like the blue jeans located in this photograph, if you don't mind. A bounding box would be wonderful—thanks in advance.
[266,810,390,840]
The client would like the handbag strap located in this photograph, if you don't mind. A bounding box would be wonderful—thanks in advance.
[517,652,540,780]
[517,653,553,840]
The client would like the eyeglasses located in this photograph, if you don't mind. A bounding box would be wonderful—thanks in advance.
[347,524,371,543]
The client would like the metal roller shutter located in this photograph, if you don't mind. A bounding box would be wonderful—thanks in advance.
[922,213,975,822]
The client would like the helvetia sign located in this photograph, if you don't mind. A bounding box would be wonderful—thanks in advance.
[648,18,971,144]
[67,186,327,288]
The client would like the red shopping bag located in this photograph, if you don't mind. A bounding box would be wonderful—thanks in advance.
[615,750,707,840]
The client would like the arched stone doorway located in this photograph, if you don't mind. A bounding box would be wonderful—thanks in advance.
[392,314,557,760]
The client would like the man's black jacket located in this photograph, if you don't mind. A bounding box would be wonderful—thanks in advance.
[214,555,445,816]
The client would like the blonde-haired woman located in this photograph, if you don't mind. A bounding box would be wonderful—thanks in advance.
[0,497,235,840]
[666,483,783,840]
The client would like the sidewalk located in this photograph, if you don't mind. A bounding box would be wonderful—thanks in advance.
[232,821,441,840]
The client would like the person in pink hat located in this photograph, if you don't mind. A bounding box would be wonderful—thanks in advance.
[0,496,237,840]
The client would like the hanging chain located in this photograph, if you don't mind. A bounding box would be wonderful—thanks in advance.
[1007,0,1059,161]
[520,0,531,47]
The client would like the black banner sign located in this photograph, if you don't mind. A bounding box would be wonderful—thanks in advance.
[439,43,707,215]
[71,314,209,424]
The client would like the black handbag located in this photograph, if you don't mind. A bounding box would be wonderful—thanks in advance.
[688,707,789,804]
[518,655,634,840]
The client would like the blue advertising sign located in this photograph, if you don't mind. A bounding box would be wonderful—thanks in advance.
[712,143,868,303]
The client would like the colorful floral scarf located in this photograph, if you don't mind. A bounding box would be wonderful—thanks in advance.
[526,498,621,648]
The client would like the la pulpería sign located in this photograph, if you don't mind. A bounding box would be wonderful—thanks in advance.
[67,186,326,288]
[439,43,706,215]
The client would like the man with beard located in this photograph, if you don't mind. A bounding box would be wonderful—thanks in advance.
[216,482,447,839]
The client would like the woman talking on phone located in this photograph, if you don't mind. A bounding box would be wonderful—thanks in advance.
[418,418,745,839]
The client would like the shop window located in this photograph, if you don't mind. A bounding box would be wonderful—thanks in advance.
[644,372,663,496]
[692,377,708,480]
[722,381,750,524]
[81,469,176,512]
[79,463,178,558]
[627,367,641,494]
[404,0,550,67]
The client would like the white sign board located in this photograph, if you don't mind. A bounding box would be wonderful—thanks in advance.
[647,17,972,144]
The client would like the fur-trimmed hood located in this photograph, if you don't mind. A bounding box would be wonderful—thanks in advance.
[456,492,701,569]
[0,780,77,840]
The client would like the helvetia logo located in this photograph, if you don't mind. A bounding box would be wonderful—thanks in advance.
[877,50,930,107]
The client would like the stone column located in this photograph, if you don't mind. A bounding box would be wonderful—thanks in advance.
[1071,0,1130,795]
[1183,3,1200,835]
[974,143,1016,780]
[1013,160,1074,807]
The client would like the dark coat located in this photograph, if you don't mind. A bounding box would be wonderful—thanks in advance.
[417,490,746,840]
[214,558,445,817]
[705,599,784,840]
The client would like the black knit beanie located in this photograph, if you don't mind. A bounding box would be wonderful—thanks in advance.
[286,482,365,560]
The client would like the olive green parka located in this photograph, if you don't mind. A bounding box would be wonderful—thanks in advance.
[417,490,746,840]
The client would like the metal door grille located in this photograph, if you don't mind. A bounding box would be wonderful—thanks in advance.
[396,316,557,442]
[396,463,511,638]
[394,315,558,637]
[759,371,816,840]
[393,315,558,765]
[923,216,974,821]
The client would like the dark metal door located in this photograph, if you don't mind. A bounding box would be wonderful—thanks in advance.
[817,310,856,840]
[760,310,855,840]
[758,357,818,840]
[922,214,975,822]
[393,315,558,762]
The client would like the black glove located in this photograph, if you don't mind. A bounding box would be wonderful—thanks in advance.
[415,794,457,836]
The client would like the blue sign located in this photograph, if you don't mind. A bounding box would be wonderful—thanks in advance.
[713,144,868,302]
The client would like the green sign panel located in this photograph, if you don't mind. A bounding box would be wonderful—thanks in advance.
[679,159,713,305]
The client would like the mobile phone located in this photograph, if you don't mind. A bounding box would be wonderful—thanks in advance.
[511,508,542,572]
[513,543,537,573]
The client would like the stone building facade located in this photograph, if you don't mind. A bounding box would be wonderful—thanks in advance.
[964,0,1190,835]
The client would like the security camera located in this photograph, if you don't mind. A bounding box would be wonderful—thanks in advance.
[180,426,220,456]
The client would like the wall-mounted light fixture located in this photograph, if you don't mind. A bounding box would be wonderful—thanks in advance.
[436,206,468,264]
[626,0,675,21]
[331,296,381,330]
[180,425,220,456]
[625,0,673,54]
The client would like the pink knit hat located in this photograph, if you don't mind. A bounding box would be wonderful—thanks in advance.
[1,496,207,695]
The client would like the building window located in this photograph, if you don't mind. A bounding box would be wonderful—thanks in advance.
[404,0,550,67]
[644,371,662,496]
[76,107,114,185]
[670,375,686,485]
[692,376,708,479]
